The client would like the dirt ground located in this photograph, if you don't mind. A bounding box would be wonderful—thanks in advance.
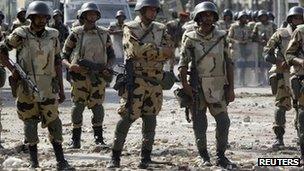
[0,83,303,171]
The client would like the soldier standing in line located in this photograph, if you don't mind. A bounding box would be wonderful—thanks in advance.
[217,9,234,31]
[107,0,173,168]
[248,10,258,31]
[72,10,84,28]
[264,6,304,149]
[62,2,115,149]
[0,11,9,41]
[11,8,30,32]
[108,10,126,64]
[285,7,304,165]
[178,1,236,169]
[50,9,69,48]
[228,11,251,87]
[0,1,74,170]
[166,11,189,79]
[252,10,277,86]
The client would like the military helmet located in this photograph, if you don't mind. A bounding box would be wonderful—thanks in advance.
[237,11,248,20]
[252,10,258,19]
[257,10,268,18]
[193,1,219,22]
[134,0,160,11]
[79,2,101,20]
[267,11,275,19]
[76,9,81,19]
[0,11,4,20]
[53,9,63,17]
[26,1,52,20]
[287,6,304,23]
[234,11,239,20]
[115,10,126,19]
[17,8,26,16]
[222,9,233,18]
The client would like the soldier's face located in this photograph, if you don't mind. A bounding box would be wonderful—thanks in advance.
[32,15,48,30]
[53,14,62,23]
[18,11,26,21]
[117,16,126,23]
[239,16,247,24]
[144,7,158,21]
[84,11,99,24]
[291,15,304,26]
[198,11,215,26]
[259,15,268,22]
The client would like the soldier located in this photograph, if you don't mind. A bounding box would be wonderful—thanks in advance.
[0,11,9,41]
[62,2,115,149]
[268,11,275,22]
[108,10,126,64]
[178,1,236,169]
[218,9,234,31]
[264,6,304,149]
[252,10,277,86]
[228,11,251,87]
[248,10,258,31]
[11,8,30,32]
[285,7,304,165]
[107,0,173,168]
[71,10,84,28]
[50,9,69,48]
[0,1,73,170]
[166,11,190,77]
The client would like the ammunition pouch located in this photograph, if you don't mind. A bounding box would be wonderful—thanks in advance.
[290,75,304,100]
[0,66,6,88]
[174,88,192,108]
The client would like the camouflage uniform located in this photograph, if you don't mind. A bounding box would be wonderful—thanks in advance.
[228,21,252,86]
[11,19,30,32]
[285,24,304,161]
[0,22,9,41]
[264,25,293,147]
[217,20,233,31]
[49,22,69,48]
[63,26,114,128]
[252,21,277,85]
[0,26,62,144]
[109,16,173,168]
[179,26,231,157]
[108,21,124,62]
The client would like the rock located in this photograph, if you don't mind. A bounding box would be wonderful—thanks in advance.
[161,139,168,143]
[3,157,27,168]
[244,116,251,122]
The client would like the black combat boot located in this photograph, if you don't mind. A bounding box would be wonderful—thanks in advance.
[28,144,39,168]
[93,126,106,145]
[216,150,237,169]
[107,150,121,168]
[51,141,75,170]
[272,127,285,148]
[138,149,152,169]
[199,149,212,166]
[70,128,81,149]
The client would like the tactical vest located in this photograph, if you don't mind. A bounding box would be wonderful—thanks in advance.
[255,22,276,41]
[229,22,251,41]
[185,28,227,103]
[70,26,108,65]
[14,26,59,101]
[124,19,166,79]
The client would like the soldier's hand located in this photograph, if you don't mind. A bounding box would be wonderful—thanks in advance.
[163,47,174,58]
[69,64,81,73]
[226,86,235,103]
[58,91,65,104]
[12,69,20,80]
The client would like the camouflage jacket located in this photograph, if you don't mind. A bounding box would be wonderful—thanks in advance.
[179,27,229,103]
[252,21,277,43]
[49,22,69,48]
[166,18,185,47]
[217,20,233,31]
[123,16,173,80]
[264,25,293,73]
[11,19,30,32]
[285,24,304,75]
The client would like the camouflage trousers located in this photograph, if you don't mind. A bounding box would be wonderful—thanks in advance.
[71,73,106,128]
[273,75,292,130]
[71,73,106,108]
[118,77,163,120]
[16,92,62,145]
[193,94,230,152]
